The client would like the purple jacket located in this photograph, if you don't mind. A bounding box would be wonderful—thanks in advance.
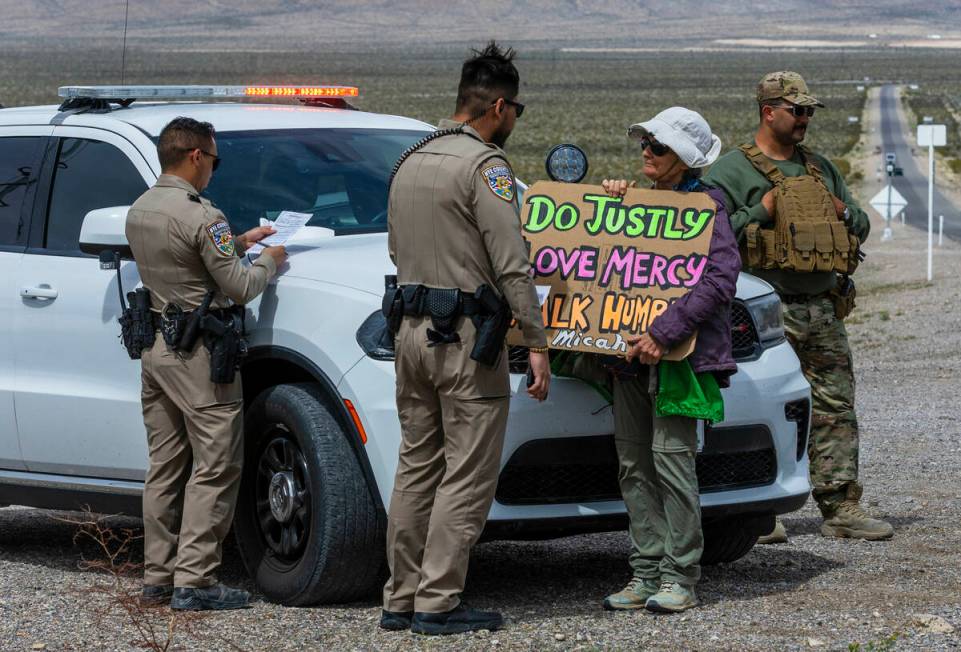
[648,187,741,387]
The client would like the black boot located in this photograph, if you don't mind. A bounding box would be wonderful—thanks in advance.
[170,583,251,611]
[379,609,414,631]
[411,603,503,635]
[140,584,174,606]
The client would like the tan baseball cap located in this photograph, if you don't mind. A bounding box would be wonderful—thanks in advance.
[757,71,824,107]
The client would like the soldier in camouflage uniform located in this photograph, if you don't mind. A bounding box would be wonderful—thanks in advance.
[704,72,893,541]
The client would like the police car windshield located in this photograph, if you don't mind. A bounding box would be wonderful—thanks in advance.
[197,128,429,235]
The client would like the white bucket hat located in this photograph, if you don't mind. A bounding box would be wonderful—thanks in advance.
[627,107,722,170]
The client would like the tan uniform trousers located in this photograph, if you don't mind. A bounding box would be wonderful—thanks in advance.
[140,335,244,589]
[383,315,510,614]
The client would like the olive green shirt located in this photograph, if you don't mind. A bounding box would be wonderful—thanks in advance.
[703,144,869,296]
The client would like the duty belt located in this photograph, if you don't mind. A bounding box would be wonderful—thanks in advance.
[151,307,236,330]
[398,285,485,318]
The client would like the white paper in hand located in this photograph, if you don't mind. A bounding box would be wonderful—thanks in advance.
[247,211,313,255]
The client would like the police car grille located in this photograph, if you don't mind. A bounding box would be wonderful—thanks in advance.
[495,428,778,505]
[508,346,530,374]
[731,300,759,360]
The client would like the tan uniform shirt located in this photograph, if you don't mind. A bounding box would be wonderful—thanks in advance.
[125,174,276,310]
[388,120,546,348]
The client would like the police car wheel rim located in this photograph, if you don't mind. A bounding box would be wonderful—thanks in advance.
[257,431,311,560]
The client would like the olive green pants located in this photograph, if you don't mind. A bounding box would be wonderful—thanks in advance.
[613,370,702,587]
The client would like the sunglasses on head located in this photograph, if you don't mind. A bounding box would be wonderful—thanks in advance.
[775,104,816,118]
[640,136,671,157]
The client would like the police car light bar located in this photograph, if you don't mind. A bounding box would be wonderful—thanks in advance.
[58,85,360,100]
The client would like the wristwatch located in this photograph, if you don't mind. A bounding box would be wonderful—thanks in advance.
[842,206,852,226]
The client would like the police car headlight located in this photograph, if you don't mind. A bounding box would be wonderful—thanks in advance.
[356,310,395,361]
[745,292,785,347]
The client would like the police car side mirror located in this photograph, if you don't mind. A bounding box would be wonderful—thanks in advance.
[545,144,589,184]
[79,206,134,260]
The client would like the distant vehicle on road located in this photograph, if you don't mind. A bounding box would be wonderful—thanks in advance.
[885,152,897,164]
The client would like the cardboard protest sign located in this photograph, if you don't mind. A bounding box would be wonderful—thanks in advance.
[511,181,717,360]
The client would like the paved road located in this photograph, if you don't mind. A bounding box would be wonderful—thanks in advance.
[878,84,961,240]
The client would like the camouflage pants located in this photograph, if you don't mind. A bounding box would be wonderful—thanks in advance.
[782,296,862,514]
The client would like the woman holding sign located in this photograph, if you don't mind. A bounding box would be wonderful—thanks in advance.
[599,107,740,614]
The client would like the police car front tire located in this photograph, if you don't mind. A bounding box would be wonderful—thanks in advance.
[700,516,766,565]
[233,382,384,605]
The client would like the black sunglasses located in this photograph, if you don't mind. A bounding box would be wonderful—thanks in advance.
[198,149,221,171]
[640,136,671,157]
[501,98,525,118]
[775,104,816,118]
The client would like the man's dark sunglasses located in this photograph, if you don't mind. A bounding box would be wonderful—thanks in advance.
[180,146,221,171]
[640,136,671,157]
[776,104,816,118]
[199,149,221,171]
[503,98,525,118]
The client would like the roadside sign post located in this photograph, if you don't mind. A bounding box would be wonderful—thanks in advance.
[870,184,907,241]
[917,124,947,281]
[939,215,944,247]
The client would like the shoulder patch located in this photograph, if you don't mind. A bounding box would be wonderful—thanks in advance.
[205,220,235,257]
[481,164,514,202]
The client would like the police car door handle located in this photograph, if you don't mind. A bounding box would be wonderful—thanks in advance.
[20,285,59,300]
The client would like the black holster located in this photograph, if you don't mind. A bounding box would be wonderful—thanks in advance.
[469,284,511,368]
[119,287,155,360]
[177,290,215,352]
[382,275,404,335]
[202,307,248,384]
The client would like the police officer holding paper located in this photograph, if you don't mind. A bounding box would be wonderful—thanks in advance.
[381,42,549,635]
[126,117,286,610]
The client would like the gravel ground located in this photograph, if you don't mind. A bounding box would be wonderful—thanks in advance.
[2,95,961,652]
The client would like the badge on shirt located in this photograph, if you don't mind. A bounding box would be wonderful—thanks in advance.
[206,220,235,257]
[481,164,514,202]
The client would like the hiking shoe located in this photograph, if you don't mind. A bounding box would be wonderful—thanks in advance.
[757,518,788,545]
[379,609,414,631]
[140,584,174,606]
[602,577,660,610]
[645,581,698,613]
[170,583,251,611]
[411,603,503,635]
[821,501,894,540]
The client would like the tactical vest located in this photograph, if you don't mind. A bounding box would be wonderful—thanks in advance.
[738,143,860,274]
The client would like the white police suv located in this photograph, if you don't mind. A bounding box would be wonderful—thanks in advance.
[0,85,811,605]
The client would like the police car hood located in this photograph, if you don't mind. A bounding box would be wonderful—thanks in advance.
[276,229,394,297]
[274,227,775,302]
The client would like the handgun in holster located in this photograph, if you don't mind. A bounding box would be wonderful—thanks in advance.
[202,308,248,384]
[382,274,404,335]
[175,290,215,352]
[830,274,857,321]
[120,287,155,360]
[469,284,511,368]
